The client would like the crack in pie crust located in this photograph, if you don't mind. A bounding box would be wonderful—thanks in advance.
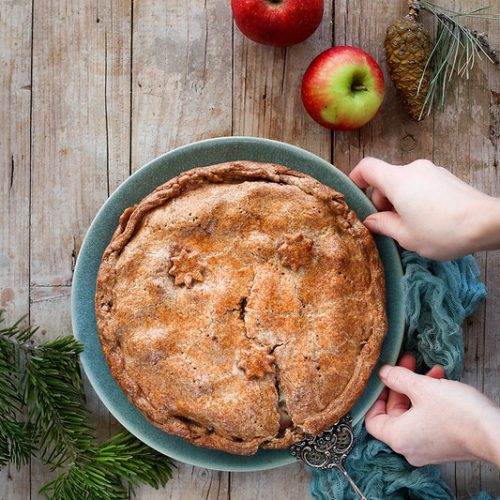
[96,161,387,455]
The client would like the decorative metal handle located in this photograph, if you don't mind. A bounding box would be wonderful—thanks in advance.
[290,415,366,500]
[337,463,367,500]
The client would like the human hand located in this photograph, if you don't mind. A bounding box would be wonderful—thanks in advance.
[365,354,500,467]
[350,158,500,260]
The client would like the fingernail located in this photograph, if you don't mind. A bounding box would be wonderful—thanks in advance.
[363,216,378,231]
[379,365,391,378]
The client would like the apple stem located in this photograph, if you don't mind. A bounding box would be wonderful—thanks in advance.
[352,84,368,92]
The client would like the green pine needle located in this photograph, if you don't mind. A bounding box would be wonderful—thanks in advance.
[40,433,174,500]
[0,312,37,418]
[418,1,499,119]
[0,312,174,497]
[0,420,36,469]
[0,337,22,417]
[23,336,95,468]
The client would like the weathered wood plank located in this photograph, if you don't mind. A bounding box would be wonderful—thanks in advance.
[131,0,233,170]
[138,466,230,500]
[232,4,332,161]
[0,0,32,498]
[100,0,133,442]
[230,463,311,500]
[431,2,480,490]
[429,6,469,487]
[131,1,233,497]
[481,249,500,495]
[0,0,32,331]
[28,0,131,496]
[102,0,133,195]
[29,0,109,288]
[453,2,499,495]
[28,287,69,498]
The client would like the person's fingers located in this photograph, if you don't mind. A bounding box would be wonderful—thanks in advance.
[363,212,406,243]
[371,188,394,212]
[378,364,421,400]
[365,398,387,420]
[386,354,417,416]
[350,157,399,192]
[365,386,388,423]
[365,409,395,443]
[426,365,445,380]
[378,386,389,402]
[397,353,417,371]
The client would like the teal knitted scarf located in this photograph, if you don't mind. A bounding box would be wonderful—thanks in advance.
[310,251,490,500]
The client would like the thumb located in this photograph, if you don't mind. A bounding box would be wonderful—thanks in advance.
[364,211,405,241]
[378,365,421,400]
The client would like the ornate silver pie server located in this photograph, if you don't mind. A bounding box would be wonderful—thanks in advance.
[290,415,367,500]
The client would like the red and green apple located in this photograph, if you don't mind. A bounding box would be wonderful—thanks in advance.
[301,46,385,130]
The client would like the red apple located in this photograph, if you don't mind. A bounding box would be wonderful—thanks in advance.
[231,0,324,47]
[301,46,385,131]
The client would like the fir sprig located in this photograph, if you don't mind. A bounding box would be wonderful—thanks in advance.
[0,420,36,469]
[40,433,174,500]
[0,314,36,468]
[24,336,95,468]
[0,312,173,498]
[417,0,499,118]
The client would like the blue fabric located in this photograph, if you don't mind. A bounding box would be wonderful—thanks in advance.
[472,494,500,500]
[402,253,486,379]
[310,252,487,500]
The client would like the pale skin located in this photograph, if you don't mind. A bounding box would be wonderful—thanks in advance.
[349,158,500,468]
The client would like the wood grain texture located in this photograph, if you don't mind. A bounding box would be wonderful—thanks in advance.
[130,1,233,496]
[30,0,109,287]
[100,0,133,195]
[232,2,333,161]
[131,0,233,170]
[0,0,32,326]
[0,0,32,498]
[138,466,230,500]
[27,0,132,495]
[451,2,499,495]
[0,0,499,497]
[29,286,70,498]
[230,464,311,500]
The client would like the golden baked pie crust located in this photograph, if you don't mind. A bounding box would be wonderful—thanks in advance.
[96,161,387,455]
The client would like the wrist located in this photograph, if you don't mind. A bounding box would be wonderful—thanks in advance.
[467,196,500,254]
[473,405,500,466]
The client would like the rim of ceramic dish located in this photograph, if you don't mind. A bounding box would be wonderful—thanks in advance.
[72,136,404,472]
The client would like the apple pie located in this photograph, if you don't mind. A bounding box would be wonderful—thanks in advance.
[95,161,387,455]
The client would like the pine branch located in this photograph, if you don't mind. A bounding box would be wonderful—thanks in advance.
[0,312,37,468]
[0,311,174,497]
[0,337,22,417]
[0,312,37,418]
[23,336,95,468]
[0,420,36,469]
[417,0,500,118]
[40,433,174,500]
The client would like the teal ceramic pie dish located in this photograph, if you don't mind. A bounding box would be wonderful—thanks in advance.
[72,136,404,472]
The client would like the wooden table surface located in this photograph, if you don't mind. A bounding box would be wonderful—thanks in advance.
[1,0,499,498]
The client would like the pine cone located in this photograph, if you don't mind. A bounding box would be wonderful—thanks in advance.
[385,14,432,120]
